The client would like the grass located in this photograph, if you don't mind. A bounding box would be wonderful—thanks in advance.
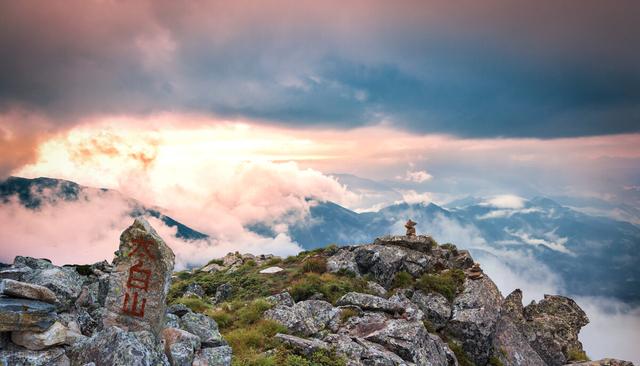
[415,269,465,302]
[488,355,504,366]
[302,257,327,274]
[566,348,590,362]
[448,341,475,366]
[289,273,370,303]
[339,307,359,323]
[174,296,212,313]
[391,271,414,289]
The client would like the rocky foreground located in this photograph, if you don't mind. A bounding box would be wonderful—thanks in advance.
[0,219,634,366]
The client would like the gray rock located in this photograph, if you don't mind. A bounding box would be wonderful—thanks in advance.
[165,313,180,329]
[411,290,451,329]
[373,235,437,253]
[12,321,68,350]
[492,314,546,366]
[275,333,329,356]
[222,253,242,267]
[568,359,635,366]
[264,300,340,336]
[326,248,360,275]
[324,334,407,366]
[200,263,224,273]
[14,256,54,270]
[337,292,404,314]
[0,346,69,366]
[21,266,84,309]
[266,291,295,307]
[259,266,283,274]
[388,292,424,322]
[184,283,205,298]
[192,346,232,366]
[68,326,169,366]
[504,290,589,366]
[162,327,201,366]
[179,312,225,347]
[353,245,429,288]
[366,281,387,297]
[76,308,99,336]
[0,266,32,281]
[447,276,503,366]
[0,297,57,332]
[167,303,191,317]
[103,218,175,336]
[0,279,57,304]
[213,283,232,304]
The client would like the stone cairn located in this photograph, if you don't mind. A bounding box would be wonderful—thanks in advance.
[467,262,484,280]
[404,219,417,236]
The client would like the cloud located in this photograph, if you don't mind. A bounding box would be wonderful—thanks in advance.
[505,228,572,254]
[397,169,433,183]
[1,1,640,139]
[482,194,526,209]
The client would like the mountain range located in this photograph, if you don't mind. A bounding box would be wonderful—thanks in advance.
[2,176,639,304]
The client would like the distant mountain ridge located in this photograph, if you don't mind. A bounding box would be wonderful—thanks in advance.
[2,176,639,303]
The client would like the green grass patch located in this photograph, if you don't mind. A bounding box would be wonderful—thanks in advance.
[391,271,414,289]
[174,296,212,313]
[448,341,475,366]
[566,348,590,362]
[302,257,328,274]
[415,269,465,302]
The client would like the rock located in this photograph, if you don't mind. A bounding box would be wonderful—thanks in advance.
[275,333,329,356]
[266,291,295,307]
[324,334,407,365]
[568,359,635,366]
[14,256,54,270]
[387,292,424,322]
[76,308,99,336]
[21,266,84,309]
[200,263,224,273]
[11,321,68,350]
[336,292,403,314]
[264,300,340,336]
[192,346,232,366]
[184,283,205,298]
[373,235,437,253]
[259,266,283,274]
[0,266,32,281]
[411,290,451,329]
[165,313,180,329]
[447,276,503,366]
[68,326,169,366]
[167,303,192,317]
[466,263,484,280]
[353,244,430,288]
[365,281,387,297]
[326,247,360,275]
[349,316,451,366]
[179,312,225,347]
[506,292,589,366]
[103,218,175,336]
[0,279,57,304]
[222,253,242,267]
[162,327,201,366]
[0,297,57,332]
[213,283,232,304]
[0,346,69,366]
[492,314,546,366]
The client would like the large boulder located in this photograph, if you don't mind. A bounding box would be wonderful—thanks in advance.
[68,326,169,366]
[353,245,429,288]
[324,334,407,366]
[21,266,83,309]
[446,276,503,366]
[178,312,225,347]
[336,292,403,314]
[11,321,68,350]
[0,279,57,304]
[0,297,57,332]
[373,235,437,253]
[264,300,340,336]
[103,218,175,336]
[411,290,451,330]
[275,333,329,356]
[502,290,589,366]
[161,327,201,366]
[491,315,546,366]
[192,346,232,366]
[0,346,69,366]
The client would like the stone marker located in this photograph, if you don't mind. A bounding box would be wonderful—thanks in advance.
[103,218,175,336]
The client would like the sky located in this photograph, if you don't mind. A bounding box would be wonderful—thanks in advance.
[1,1,640,361]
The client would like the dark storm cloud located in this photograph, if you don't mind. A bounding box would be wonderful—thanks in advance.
[1,0,639,137]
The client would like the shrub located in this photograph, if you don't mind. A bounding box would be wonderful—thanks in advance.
[174,296,212,313]
[275,348,346,366]
[335,269,356,278]
[488,355,504,366]
[440,243,458,255]
[391,271,414,289]
[415,269,465,302]
[225,320,287,365]
[266,257,283,266]
[207,258,224,266]
[566,348,590,362]
[339,308,359,323]
[302,257,327,274]
[447,341,475,366]
[290,273,369,304]
[284,256,298,264]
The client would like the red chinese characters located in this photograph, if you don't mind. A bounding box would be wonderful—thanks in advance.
[122,238,155,317]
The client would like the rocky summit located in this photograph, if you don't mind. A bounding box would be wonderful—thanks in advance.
[0,226,634,366]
